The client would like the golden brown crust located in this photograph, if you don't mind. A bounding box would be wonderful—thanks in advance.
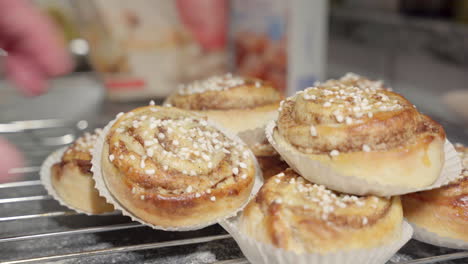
[256,155,289,181]
[250,141,278,157]
[101,106,257,228]
[402,145,468,241]
[166,74,282,110]
[273,73,445,188]
[165,74,282,140]
[52,131,114,214]
[277,73,445,154]
[240,169,403,253]
[272,125,445,188]
[249,141,288,181]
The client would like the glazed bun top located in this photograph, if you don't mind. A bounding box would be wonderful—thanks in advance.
[277,73,445,154]
[166,73,282,110]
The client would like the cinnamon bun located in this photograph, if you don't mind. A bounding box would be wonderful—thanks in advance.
[51,130,114,214]
[402,144,468,243]
[240,169,404,253]
[164,74,282,144]
[271,73,446,190]
[100,106,257,228]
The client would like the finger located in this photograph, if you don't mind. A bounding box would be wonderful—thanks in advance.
[0,138,24,183]
[176,0,227,51]
[0,0,72,77]
[5,53,48,96]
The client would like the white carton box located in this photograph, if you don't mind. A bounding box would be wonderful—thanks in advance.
[230,0,328,95]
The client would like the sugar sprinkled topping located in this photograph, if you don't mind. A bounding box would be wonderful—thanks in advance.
[112,107,252,198]
[145,169,155,175]
[298,73,403,122]
[273,172,383,223]
[362,144,371,152]
[68,128,103,154]
[177,73,246,95]
[330,150,340,156]
[309,126,318,137]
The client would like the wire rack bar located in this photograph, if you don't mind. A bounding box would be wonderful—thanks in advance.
[8,167,40,174]
[213,258,248,264]
[0,195,51,204]
[398,251,468,264]
[2,234,232,264]
[0,210,120,222]
[0,222,142,243]
[0,180,41,188]
[0,119,69,133]
[0,211,77,222]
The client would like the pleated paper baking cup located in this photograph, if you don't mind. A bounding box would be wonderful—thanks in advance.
[40,147,114,216]
[220,215,413,264]
[91,116,264,231]
[266,121,462,196]
[409,222,468,250]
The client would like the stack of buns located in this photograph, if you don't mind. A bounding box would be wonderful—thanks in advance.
[42,73,463,263]
[402,144,467,248]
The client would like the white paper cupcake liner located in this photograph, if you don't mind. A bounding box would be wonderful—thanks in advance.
[40,147,113,216]
[91,116,264,231]
[408,221,468,250]
[220,214,413,264]
[266,121,462,196]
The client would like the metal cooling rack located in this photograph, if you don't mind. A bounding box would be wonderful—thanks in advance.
[1,116,467,264]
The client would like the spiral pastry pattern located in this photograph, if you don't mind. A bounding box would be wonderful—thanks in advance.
[240,169,403,254]
[167,73,282,110]
[278,73,443,153]
[272,73,446,189]
[100,106,257,228]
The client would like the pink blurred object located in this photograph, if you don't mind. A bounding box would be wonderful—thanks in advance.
[176,0,227,51]
[0,138,23,183]
[0,0,72,96]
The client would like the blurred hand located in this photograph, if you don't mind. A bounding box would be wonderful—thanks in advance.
[0,0,72,182]
[176,0,227,51]
[0,138,23,183]
[0,0,72,95]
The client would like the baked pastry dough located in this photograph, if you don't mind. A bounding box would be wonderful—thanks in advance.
[240,169,403,254]
[402,144,468,242]
[51,130,114,214]
[165,73,282,143]
[272,73,446,189]
[250,141,288,180]
[100,106,257,228]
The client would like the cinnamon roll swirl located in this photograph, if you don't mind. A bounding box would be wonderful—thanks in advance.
[51,130,114,214]
[402,144,468,242]
[272,73,446,189]
[240,169,403,253]
[100,106,257,228]
[165,73,282,144]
